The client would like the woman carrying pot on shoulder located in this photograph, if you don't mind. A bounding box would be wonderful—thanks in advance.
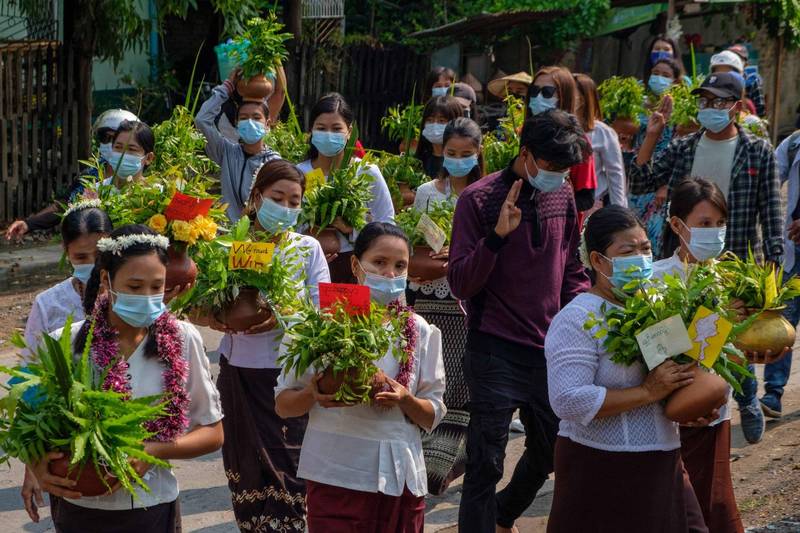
[415,95,467,179]
[28,225,223,532]
[544,206,709,532]
[275,222,445,532]
[297,93,394,283]
[195,68,281,223]
[204,159,329,531]
[654,177,745,533]
[412,117,482,495]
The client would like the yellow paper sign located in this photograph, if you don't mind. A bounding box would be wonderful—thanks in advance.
[229,241,275,271]
[685,306,733,368]
[304,168,326,193]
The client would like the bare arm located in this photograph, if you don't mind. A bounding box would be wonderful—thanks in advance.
[145,422,223,460]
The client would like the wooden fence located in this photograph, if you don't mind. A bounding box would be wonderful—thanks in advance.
[290,43,429,151]
[0,41,80,222]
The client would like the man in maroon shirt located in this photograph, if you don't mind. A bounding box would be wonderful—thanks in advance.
[450,110,590,532]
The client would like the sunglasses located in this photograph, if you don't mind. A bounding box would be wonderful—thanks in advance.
[529,85,557,99]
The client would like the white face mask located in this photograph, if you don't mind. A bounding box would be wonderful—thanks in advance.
[679,220,727,261]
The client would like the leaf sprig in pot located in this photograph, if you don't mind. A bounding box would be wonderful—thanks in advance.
[0,318,170,497]
[597,76,647,139]
[483,94,524,174]
[717,250,800,361]
[228,12,292,102]
[372,151,429,209]
[396,201,455,280]
[381,97,424,155]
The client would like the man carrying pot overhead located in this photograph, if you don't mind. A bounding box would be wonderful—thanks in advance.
[449,109,590,533]
[628,72,784,444]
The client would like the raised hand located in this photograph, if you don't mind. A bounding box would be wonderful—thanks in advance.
[646,95,673,137]
[494,179,523,238]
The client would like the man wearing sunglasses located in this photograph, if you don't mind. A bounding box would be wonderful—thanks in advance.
[628,71,783,446]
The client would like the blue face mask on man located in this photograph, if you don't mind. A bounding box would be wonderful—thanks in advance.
[523,155,568,193]
[106,151,144,178]
[603,254,654,288]
[358,261,407,305]
[311,131,348,157]
[72,263,95,285]
[257,196,301,233]
[443,154,478,177]
[648,75,673,96]
[697,108,733,134]
[110,289,167,328]
[238,119,267,144]
[528,95,558,115]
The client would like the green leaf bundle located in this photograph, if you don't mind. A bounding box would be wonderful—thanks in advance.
[483,94,524,174]
[597,76,647,124]
[229,13,293,79]
[716,249,800,310]
[667,77,703,128]
[395,201,454,247]
[300,161,374,231]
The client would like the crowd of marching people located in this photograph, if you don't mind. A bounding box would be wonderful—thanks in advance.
[6,30,800,533]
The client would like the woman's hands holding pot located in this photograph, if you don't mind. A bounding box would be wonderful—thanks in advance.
[374,376,411,409]
[331,217,353,236]
[21,465,44,522]
[641,360,696,403]
[743,347,790,364]
[29,451,82,499]
[308,373,353,409]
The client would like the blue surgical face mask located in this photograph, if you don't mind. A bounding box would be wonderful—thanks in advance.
[107,151,144,178]
[648,75,673,96]
[697,108,733,134]
[650,51,672,64]
[238,119,266,144]
[110,289,167,328]
[358,261,407,305]
[443,154,478,177]
[431,86,450,97]
[681,221,727,261]
[311,130,348,157]
[603,254,654,288]
[98,142,113,163]
[523,156,568,193]
[72,263,95,285]
[528,94,559,115]
[422,123,446,145]
[257,196,301,233]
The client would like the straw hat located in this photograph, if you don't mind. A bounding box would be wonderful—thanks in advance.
[488,71,533,98]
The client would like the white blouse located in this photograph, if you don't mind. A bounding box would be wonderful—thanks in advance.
[57,319,223,510]
[219,233,331,369]
[589,121,627,207]
[413,179,456,212]
[23,278,84,361]
[274,314,446,497]
[545,292,681,452]
[297,158,395,253]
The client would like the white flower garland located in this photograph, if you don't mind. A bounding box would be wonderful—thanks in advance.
[579,211,594,270]
[63,199,102,218]
[97,234,170,255]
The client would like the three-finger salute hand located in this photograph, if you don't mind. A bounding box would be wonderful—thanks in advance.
[495,179,523,238]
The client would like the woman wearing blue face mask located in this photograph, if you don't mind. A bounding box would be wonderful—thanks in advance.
[27,224,223,532]
[425,65,456,101]
[105,120,156,187]
[297,93,395,283]
[653,178,745,533]
[644,35,687,81]
[415,96,466,179]
[275,222,445,531]
[189,159,329,531]
[545,206,708,532]
[196,68,281,223]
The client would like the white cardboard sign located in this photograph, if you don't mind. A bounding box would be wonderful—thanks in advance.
[635,314,693,370]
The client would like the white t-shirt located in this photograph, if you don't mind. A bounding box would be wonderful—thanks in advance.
[23,278,84,361]
[58,319,223,510]
[413,179,456,212]
[690,133,739,197]
[275,314,446,497]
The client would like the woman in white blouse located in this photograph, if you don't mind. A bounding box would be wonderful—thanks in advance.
[275,222,445,532]
[544,206,707,532]
[297,93,395,283]
[573,73,626,210]
[28,225,223,531]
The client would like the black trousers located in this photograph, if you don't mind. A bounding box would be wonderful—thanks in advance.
[457,346,559,531]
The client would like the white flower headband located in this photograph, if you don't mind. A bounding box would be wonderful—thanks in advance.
[97,234,170,255]
[578,212,593,270]
[63,199,102,218]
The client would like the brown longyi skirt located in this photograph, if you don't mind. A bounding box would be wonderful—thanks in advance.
[547,436,708,533]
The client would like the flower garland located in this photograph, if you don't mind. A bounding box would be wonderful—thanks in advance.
[90,294,189,441]
[388,300,417,388]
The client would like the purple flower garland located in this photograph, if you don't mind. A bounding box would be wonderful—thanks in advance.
[388,301,417,388]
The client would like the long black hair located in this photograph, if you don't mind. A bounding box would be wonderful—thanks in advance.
[74,224,169,359]
[439,117,484,185]
[305,92,354,160]
[61,206,113,249]
[415,96,465,176]
[661,177,728,259]
[353,222,411,259]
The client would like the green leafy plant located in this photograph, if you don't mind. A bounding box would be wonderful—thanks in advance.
[717,250,800,310]
[228,13,293,79]
[264,91,307,163]
[597,76,647,124]
[666,75,704,128]
[0,317,169,497]
[395,201,455,247]
[301,162,373,231]
[171,216,304,316]
[278,301,408,403]
[483,94,524,174]
[375,152,429,189]
[738,114,770,139]
[381,101,424,148]
[152,105,220,178]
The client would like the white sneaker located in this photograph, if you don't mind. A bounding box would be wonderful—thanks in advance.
[509,419,525,433]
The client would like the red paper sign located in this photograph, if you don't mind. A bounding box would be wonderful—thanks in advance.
[319,283,370,316]
[164,191,214,221]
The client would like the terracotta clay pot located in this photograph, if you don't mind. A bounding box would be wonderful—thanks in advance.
[215,287,272,332]
[165,244,197,291]
[236,74,274,103]
[398,139,419,155]
[675,122,701,138]
[50,455,117,497]
[408,245,447,281]
[734,308,795,363]
[398,182,416,207]
[610,117,640,138]
[664,365,729,424]
[307,227,341,257]
[318,367,387,399]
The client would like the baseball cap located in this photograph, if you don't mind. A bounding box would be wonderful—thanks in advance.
[710,51,744,74]
[727,44,749,62]
[691,72,744,100]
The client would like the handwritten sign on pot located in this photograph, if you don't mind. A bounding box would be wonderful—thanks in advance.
[635,314,693,370]
[319,282,370,316]
[164,192,214,221]
[304,168,326,194]
[229,241,275,272]
[416,213,447,253]
[685,306,732,369]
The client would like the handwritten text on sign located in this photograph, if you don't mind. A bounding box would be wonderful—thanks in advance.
[635,314,693,370]
[416,213,447,253]
[228,241,275,272]
[164,191,214,221]
[319,282,371,316]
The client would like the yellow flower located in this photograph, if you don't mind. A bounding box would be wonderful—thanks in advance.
[191,215,218,241]
[172,220,199,245]
[147,214,168,234]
